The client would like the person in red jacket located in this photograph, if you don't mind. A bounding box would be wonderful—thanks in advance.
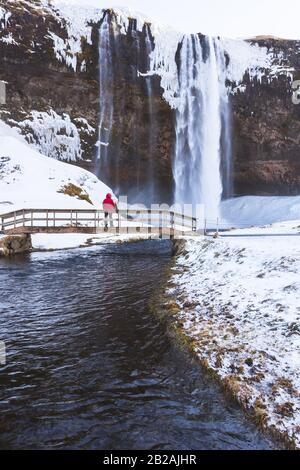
[102,193,117,229]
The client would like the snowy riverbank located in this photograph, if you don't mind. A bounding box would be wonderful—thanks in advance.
[167,221,300,448]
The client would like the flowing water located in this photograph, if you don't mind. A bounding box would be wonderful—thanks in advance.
[0,241,274,450]
[144,24,156,202]
[174,35,231,219]
[97,13,115,163]
[97,16,157,203]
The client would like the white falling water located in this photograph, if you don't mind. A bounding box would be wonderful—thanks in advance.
[97,14,115,161]
[144,24,155,199]
[217,44,233,200]
[174,34,230,220]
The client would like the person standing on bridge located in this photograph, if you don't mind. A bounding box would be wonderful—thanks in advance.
[102,193,118,230]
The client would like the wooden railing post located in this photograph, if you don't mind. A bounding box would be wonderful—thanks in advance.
[117,209,120,236]
[148,210,151,237]
[159,210,162,239]
[170,211,175,238]
[136,210,140,234]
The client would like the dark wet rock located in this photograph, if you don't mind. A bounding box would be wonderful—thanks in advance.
[0,234,32,256]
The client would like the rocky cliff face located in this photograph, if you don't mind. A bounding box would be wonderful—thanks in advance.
[0,0,175,203]
[0,0,299,202]
[232,37,300,196]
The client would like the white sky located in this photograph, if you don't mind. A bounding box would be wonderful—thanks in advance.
[54,0,300,39]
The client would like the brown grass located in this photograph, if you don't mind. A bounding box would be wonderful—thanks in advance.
[58,183,93,205]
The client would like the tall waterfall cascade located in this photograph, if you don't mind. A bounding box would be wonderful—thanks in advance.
[98,14,115,162]
[144,24,156,201]
[96,12,280,210]
[97,14,159,202]
[174,35,231,220]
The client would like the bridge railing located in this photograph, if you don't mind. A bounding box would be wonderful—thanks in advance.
[0,208,198,237]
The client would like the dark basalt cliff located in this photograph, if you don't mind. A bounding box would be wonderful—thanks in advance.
[0,1,175,203]
[0,0,299,201]
[232,37,300,196]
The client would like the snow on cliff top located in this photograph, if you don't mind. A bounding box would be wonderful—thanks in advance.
[43,1,293,106]
[2,1,292,107]
[0,120,113,214]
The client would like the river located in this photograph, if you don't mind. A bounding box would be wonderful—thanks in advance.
[0,241,274,449]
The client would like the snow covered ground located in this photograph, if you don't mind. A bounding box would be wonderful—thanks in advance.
[30,232,151,251]
[0,120,113,215]
[168,220,300,447]
[221,196,300,228]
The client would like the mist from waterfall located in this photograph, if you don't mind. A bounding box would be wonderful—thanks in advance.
[97,14,114,162]
[174,34,231,220]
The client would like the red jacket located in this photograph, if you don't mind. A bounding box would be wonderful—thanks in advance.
[102,194,116,213]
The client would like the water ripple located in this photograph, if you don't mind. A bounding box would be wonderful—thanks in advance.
[0,241,275,450]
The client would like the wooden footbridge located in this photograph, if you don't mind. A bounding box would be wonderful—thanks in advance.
[0,208,198,238]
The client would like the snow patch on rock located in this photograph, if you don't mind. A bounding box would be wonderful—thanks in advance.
[46,1,104,72]
[0,7,11,29]
[0,119,112,214]
[18,110,82,162]
[0,32,18,45]
[223,38,294,88]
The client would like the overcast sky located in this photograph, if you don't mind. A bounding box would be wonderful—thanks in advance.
[55,0,300,39]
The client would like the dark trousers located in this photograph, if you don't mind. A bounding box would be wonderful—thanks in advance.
[104,212,114,228]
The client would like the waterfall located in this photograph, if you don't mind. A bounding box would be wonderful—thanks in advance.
[97,14,114,162]
[96,14,232,209]
[217,44,233,200]
[128,19,142,195]
[144,24,155,200]
[174,34,231,220]
[221,94,233,200]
